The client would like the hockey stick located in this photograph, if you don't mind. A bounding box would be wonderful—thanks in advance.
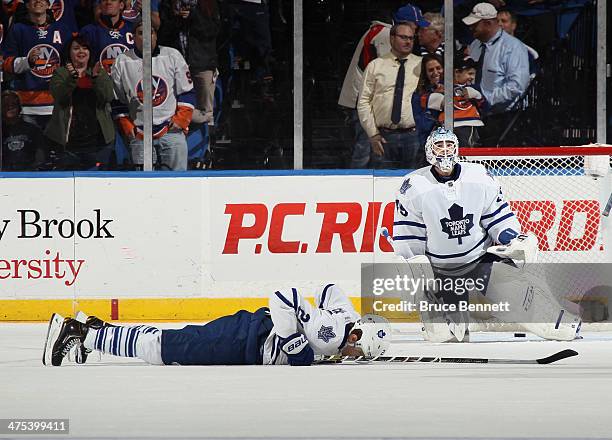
[315,349,578,365]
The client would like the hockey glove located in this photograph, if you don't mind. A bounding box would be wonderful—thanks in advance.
[280,333,314,366]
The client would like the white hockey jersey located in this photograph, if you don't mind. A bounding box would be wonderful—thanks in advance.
[111,46,195,135]
[393,163,521,269]
[263,284,360,365]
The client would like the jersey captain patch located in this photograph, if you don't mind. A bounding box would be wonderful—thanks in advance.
[317,325,336,343]
[440,203,474,245]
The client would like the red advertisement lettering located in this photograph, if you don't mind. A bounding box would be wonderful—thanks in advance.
[555,200,599,251]
[222,204,268,254]
[315,203,362,253]
[268,203,306,253]
[510,200,555,251]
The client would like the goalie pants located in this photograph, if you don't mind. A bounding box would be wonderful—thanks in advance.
[161,307,274,365]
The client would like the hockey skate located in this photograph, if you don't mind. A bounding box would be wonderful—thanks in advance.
[43,314,89,366]
[74,311,114,364]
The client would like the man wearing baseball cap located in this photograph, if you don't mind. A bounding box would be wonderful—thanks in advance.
[463,2,528,146]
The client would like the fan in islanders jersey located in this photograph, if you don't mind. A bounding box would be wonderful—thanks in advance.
[43,284,392,367]
[392,127,581,343]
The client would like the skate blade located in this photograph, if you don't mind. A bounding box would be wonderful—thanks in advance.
[42,313,64,366]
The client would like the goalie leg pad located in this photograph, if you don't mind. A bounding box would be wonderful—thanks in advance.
[404,256,468,343]
[484,262,581,341]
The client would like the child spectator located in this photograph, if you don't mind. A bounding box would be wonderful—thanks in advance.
[1,90,46,170]
[426,54,485,146]
[2,0,74,130]
[44,35,115,170]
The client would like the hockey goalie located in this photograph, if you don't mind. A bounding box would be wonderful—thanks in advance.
[391,127,582,342]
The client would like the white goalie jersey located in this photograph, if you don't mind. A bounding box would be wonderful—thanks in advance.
[263,284,360,365]
[393,163,521,268]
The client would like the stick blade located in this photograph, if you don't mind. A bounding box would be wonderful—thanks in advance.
[536,349,578,364]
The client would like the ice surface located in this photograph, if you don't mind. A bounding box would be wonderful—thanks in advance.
[2,322,612,440]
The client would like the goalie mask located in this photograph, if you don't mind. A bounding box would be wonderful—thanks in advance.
[349,314,391,357]
[425,127,459,173]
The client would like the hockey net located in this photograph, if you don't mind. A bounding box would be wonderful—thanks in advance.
[459,145,612,329]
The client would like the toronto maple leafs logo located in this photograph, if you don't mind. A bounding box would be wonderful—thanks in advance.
[399,178,412,194]
[440,203,474,244]
[317,325,336,343]
[377,330,386,339]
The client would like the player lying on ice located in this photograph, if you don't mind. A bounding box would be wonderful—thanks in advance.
[392,127,582,343]
[43,284,392,367]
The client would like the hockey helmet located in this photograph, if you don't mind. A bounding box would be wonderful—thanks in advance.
[425,127,459,173]
[350,314,392,357]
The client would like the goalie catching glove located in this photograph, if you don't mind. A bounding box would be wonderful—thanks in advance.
[487,233,538,263]
[280,333,314,366]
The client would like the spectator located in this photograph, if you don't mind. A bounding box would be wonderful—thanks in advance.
[392,4,430,33]
[497,9,539,76]
[463,2,529,145]
[426,54,485,147]
[111,20,195,171]
[44,35,115,170]
[1,90,46,170]
[173,0,197,56]
[2,0,73,130]
[174,0,220,126]
[496,9,516,35]
[94,0,160,29]
[80,0,134,74]
[49,0,85,30]
[227,0,275,101]
[338,4,428,168]
[2,0,19,29]
[357,22,422,169]
[417,12,445,57]
[411,53,444,148]
[10,0,85,30]
[339,4,429,112]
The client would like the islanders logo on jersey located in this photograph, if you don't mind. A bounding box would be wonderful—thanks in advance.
[100,44,129,73]
[136,76,169,107]
[50,0,65,22]
[28,45,61,79]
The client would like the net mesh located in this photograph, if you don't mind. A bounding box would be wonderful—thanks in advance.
[459,149,612,264]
